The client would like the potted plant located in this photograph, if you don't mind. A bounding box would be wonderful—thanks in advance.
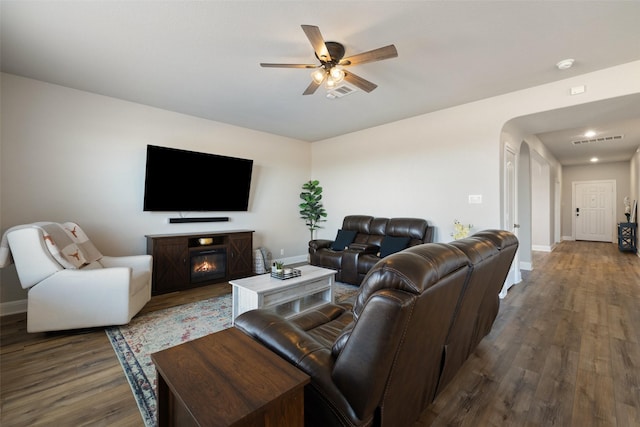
[272,261,284,273]
[299,180,328,240]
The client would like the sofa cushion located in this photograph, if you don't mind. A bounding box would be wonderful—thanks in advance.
[379,236,411,258]
[342,215,373,234]
[331,229,357,251]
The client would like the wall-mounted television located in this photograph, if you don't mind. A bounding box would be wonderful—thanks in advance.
[143,144,253,212]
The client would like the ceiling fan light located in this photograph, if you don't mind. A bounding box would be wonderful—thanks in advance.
[329,67,345,83]
[311,69,326,84]
[326,76,338,88]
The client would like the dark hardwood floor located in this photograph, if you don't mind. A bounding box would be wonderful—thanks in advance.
[418,241,640,427]
[0,283,230,427]
[1,241,639,426]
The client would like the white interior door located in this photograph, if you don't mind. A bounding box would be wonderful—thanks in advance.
[573,180,615,242]
[500,144,520,298]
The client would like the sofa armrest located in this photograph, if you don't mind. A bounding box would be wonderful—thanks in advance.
[235,309,362,424]
[100,254,152,272]
[347,243,379,254]
[309,239,333,251]
[309,239,333,255]
[340,245,379,285]
[235,310,330,365]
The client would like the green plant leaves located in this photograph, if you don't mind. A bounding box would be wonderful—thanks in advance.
[299,180,327,239]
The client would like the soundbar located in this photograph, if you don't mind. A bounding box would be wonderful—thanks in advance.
[169,217,230,224]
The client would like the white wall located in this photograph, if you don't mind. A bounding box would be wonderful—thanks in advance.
[1,73,312,304]
[531,151,552,251]
[312,62,640,246]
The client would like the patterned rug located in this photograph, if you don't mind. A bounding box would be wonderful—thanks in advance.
[105,282,359,427]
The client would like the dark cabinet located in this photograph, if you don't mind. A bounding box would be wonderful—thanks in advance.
[618,222,637,253]
[228,233,253,279]
[149,237,190,295]
[146,230,254,295]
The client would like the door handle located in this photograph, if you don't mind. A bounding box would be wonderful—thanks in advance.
[576,207,580,217]
[513,224,520,229]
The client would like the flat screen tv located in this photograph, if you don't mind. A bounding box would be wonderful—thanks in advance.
[143,145,253,212]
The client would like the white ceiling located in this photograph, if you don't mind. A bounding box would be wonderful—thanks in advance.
[2,1,640,165]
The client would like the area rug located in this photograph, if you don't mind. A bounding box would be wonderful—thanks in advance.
[105,282,359,427]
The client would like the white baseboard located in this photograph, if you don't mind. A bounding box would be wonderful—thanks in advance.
[562,236,575,241]
[0,299,27,316]
[520,261,532,271]
[532,245,553,252]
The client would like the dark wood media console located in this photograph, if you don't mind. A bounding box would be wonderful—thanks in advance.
[146,230,254,295]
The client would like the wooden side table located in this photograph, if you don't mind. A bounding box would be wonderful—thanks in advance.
[151,327,309,427]
[618,222,637,253]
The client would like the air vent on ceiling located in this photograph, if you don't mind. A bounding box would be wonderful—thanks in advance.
[571,135,624,145]
[326,83,358,99]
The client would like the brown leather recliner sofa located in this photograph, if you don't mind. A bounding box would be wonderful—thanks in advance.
[235,230,518,427]
[309,215,434,285]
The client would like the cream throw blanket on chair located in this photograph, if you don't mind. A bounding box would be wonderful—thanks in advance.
[0,222,102,269]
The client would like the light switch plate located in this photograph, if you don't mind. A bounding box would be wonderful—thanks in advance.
[468,195,482,204]
[570,85,586,95]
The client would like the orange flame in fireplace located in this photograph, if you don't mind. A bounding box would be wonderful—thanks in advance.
[194,260,217,272]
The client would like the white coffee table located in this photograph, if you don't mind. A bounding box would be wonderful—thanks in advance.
[230,265,336,323]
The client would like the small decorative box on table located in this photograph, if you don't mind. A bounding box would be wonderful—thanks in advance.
[271,268,302,280]
[230,265,336,323]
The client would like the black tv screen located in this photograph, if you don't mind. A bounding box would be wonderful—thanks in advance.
[143,145,253,212]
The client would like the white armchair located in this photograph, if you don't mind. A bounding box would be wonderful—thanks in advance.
[1,222,152,332]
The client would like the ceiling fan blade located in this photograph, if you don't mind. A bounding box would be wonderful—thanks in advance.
[303,76,324,95]
[301,25,331,62]
[344,71,378,93]
[340,44,398,66]
[260,63,318,69]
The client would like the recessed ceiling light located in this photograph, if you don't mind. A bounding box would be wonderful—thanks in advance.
[584,130,596,137]
[590,157,599,162]
[556,58,574,70]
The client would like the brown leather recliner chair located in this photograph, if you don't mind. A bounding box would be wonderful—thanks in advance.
[467,229,519,348]
[435,230,518,394]
[235,230,518,427]
[309,215,433,285]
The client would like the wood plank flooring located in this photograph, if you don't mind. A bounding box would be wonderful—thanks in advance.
[1,241,639,426]
[418,241,640,427]
[0,283,229,427]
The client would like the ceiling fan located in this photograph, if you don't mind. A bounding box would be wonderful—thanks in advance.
[260,25,398,96]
